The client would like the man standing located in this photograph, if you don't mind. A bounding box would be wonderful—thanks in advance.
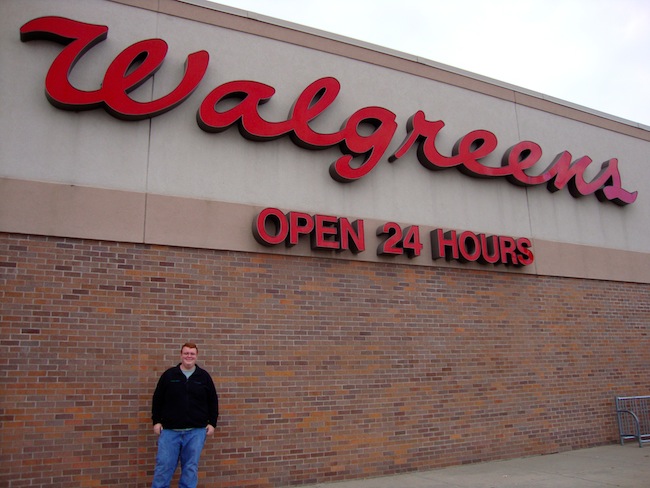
[151,342,219,488]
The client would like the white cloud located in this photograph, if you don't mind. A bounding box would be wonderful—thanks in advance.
[210,0,650,125]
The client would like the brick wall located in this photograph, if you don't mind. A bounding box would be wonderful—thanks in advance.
[1,233,648,487]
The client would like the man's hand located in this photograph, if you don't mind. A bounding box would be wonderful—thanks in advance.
[153,423,163,435]
[206,424,215,436]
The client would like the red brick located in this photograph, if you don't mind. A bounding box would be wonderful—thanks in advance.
[0,233,648,487]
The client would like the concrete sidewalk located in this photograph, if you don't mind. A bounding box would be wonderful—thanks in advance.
[296,444,650,487]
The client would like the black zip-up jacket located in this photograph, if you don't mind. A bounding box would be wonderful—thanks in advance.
[151,364,219,429]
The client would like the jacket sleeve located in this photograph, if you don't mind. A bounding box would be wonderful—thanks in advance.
[206,373,219,427]
[151,371,167,425]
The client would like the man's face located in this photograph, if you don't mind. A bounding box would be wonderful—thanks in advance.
[180,347,198,370]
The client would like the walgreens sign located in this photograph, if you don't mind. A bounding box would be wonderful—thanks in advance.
[20,16,637,206]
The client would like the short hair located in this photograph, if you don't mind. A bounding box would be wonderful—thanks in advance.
[181,342,198,353]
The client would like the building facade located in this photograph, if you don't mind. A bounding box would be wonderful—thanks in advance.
[1,0,649,486]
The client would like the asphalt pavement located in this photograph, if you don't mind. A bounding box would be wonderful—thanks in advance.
[294,443,650,487]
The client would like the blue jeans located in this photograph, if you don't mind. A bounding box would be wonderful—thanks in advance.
[152,428,207,488]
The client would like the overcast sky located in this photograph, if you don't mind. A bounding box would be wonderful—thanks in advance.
[209,0,650,127]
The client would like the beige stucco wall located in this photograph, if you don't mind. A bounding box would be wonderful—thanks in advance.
[1,0,649,282]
